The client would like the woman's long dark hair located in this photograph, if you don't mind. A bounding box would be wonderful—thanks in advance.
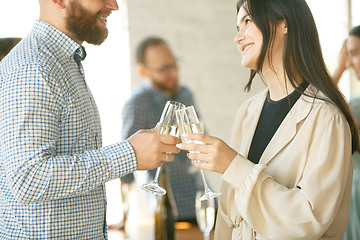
[237,0,360,153]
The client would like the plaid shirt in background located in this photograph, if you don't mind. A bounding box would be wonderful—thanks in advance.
[121,81,203,222]
[0,20,137,239]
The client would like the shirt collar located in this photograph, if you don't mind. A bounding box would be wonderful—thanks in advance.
[144,81,169,103]
[143,80,185,104]
[74,46,87,66]
[32,19,82,61]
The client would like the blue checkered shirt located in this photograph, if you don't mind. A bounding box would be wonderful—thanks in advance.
[121,81,203,222]
[0,20,137,239]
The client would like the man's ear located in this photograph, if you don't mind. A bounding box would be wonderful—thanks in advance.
[137,64,148,77]
[51,0,67,9]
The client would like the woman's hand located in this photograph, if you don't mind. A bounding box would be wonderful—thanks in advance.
[176,133,238,174]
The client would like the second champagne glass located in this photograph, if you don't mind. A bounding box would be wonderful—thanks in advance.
[195,190,215,240]
[141,101,185,195]
[176,106,222,201]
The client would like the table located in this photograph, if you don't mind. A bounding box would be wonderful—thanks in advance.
[106,181,216,240]
[108,222,215,240]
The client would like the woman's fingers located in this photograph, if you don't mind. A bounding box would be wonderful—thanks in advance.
[176,142,208,154]
[191,159,212,171]
[176,133,238,174]
[181,133,217,144]
[187,151,210,162]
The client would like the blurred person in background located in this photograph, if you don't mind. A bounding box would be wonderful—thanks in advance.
[177,0,358,239]
[333,25,360,240]
[109,36,204,230]
[333,26,360,83]
[0,37,21,61]
[0,0,181,239]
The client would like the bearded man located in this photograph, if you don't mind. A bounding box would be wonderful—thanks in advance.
[0,1,181,239]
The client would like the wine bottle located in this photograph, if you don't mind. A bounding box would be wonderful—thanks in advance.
[155,167,178,240]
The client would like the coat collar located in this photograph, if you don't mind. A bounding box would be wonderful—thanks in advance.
[241,85,317,165]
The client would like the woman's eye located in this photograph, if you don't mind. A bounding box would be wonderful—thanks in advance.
[245,19,252,24]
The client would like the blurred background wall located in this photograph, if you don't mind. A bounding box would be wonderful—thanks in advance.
[126,0,265,142]
[123,0,360,191]
[125,0,266,190]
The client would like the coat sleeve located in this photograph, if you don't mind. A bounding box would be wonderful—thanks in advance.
[215,182,233,240]
[221,113,353,239]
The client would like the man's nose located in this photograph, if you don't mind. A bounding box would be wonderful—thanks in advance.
[106,0,119,11]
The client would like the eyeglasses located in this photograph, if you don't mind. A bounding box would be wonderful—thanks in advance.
[146,62,178,75]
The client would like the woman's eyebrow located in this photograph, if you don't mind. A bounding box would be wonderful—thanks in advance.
[240,13,250,23]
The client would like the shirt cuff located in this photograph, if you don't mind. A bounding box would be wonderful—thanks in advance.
[101,140,137,179]
[222,154,256,190]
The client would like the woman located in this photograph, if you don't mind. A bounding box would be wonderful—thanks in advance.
[177,0,359,239]
[0,37,21,61]
[333,25,360,240]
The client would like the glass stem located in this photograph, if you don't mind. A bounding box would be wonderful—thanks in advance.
[200,169,210,192]
[203,231,210,240]
[153,166,162,183]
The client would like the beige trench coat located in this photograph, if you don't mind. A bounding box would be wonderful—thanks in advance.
[214,86,353,240]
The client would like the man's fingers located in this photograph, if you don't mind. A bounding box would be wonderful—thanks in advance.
[161,145,181,155]
[152,123,161,133]
[161,153,175,162]
[158,133,182,145]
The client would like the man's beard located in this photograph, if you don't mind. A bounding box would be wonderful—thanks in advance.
[66,0,109,45]
[151,78,179,96]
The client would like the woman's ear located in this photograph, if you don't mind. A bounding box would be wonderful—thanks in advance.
[280,20,288,35]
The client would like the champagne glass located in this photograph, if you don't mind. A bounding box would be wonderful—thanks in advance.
[195,190,215,240]
[176,106,221,201]
[141,101,185,195]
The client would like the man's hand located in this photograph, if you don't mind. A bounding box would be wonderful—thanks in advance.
[128,128,181,170]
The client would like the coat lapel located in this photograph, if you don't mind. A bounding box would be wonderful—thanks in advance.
[233,90,268,158]
[259,88,315,165]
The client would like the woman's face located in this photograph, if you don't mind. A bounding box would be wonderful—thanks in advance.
[347,35,360,79]
[234,5,288,75]
[234,6,263,69]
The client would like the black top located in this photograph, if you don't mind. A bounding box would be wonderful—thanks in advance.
[247,82,309,164]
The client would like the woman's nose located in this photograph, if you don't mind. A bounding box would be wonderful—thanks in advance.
[234,30,245,44]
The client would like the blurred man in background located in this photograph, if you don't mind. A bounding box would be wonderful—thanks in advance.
[110,36,203,230]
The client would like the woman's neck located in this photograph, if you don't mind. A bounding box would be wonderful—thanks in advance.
[262,67,297,101]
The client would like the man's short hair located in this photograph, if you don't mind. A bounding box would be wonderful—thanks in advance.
[136,36,168,65]
[350,25,360,38]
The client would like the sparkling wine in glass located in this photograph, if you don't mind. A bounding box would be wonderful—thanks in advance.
[195,191,215,240]
[176,106,222,201]
[141,101,185,195]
